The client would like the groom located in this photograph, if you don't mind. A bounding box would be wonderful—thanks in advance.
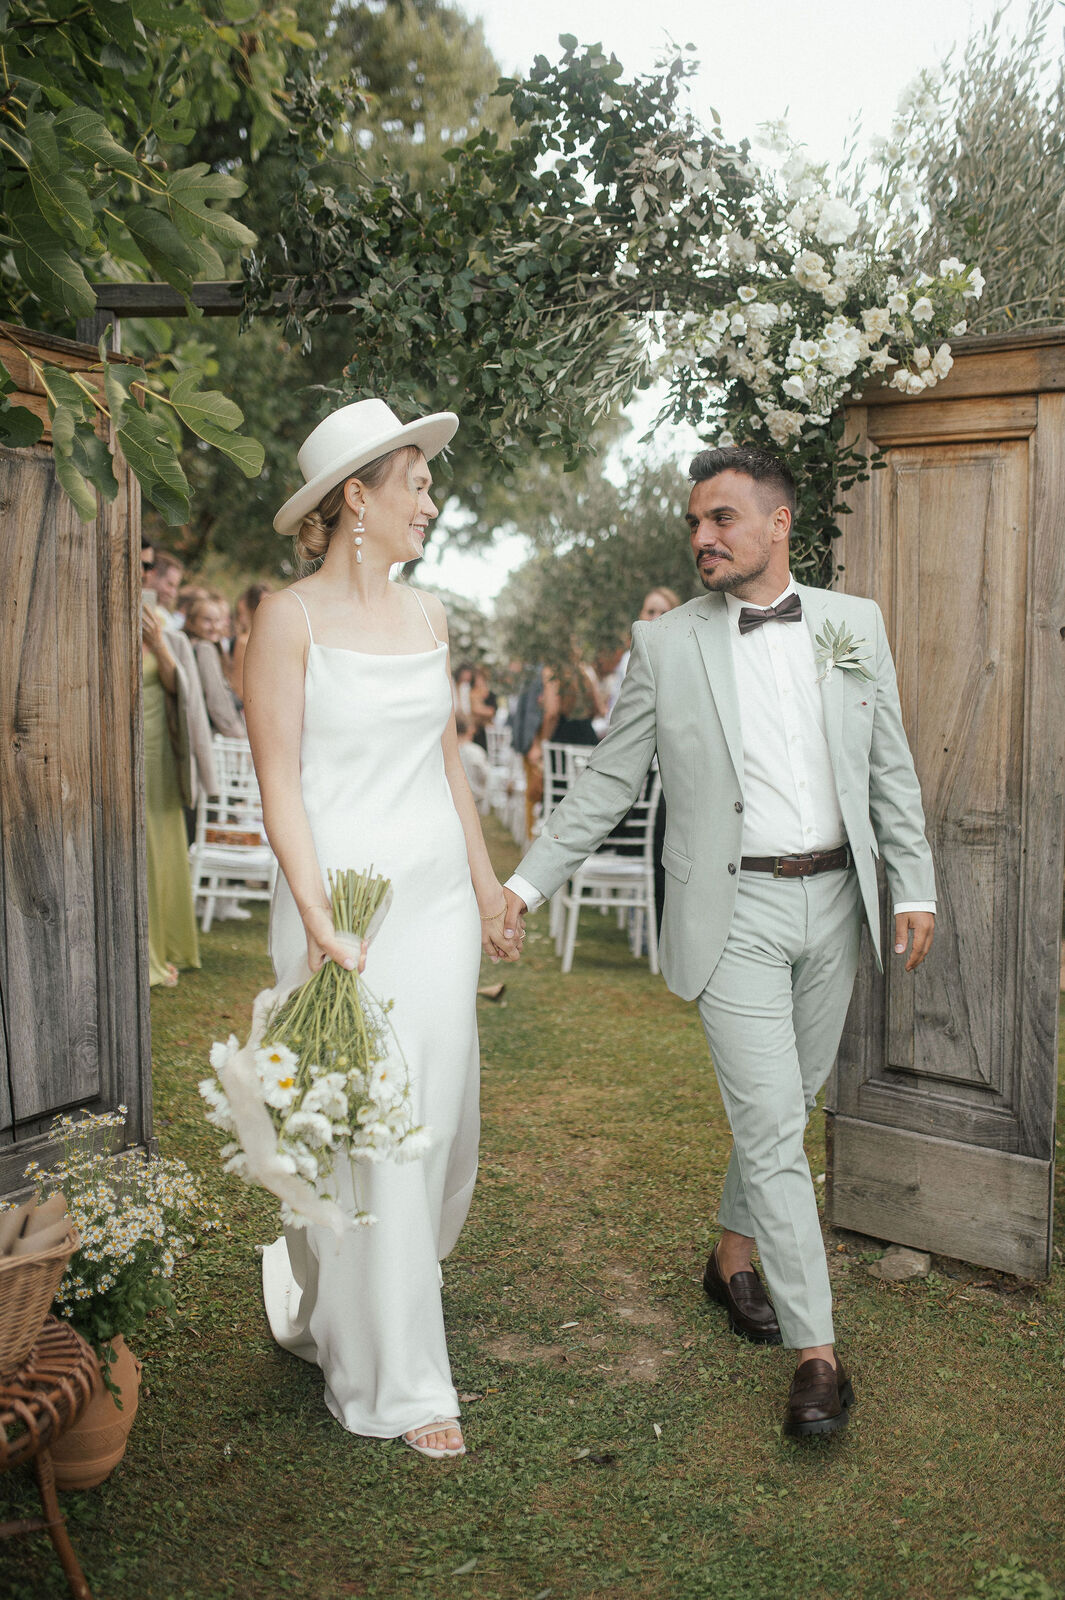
[503,445,935,1438]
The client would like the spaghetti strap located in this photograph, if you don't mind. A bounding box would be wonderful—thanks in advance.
[410,588,441,646]
[289,589,314,646]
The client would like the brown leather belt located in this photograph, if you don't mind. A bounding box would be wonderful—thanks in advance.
[740,845,852,878]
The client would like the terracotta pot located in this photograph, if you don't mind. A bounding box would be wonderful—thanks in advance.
[50,1335,142,1490]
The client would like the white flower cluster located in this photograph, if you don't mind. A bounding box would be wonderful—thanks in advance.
[201,1024,431,1229]
[15,1108,221,1315]
[663,247,981,449]
[650,116,983,458]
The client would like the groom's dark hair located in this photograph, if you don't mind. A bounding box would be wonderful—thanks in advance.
[688,445,796,519]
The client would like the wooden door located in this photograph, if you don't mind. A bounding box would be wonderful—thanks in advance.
[0,416,151,1191]
[827,385,1064,1278]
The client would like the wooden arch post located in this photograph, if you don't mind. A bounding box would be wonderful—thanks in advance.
[826,330,1065,1278]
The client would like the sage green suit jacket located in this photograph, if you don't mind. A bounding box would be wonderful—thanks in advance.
[516,584,935,1003]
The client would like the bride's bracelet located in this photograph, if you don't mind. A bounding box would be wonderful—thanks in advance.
[479,904,507,921]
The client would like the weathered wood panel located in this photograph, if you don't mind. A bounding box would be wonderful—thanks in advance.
[867,395,1037,446]
[0,324,151,1193]
[1015,391,1065,1160]
[0,447,77,1119]
[826,1116,1052,1278]
[92,441,152,1154]
[56,473,101,1100]
[829,333,1065,1278]
[856,329,1065,407]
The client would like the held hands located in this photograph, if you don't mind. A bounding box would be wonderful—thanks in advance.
[894,911,934,972]
[502,886,527,953]
[302,905,368,975]
[480,882,527,964]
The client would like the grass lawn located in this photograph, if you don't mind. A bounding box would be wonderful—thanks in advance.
[2,817,1063,1600]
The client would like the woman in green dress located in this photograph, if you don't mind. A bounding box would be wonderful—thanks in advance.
[142,601,200,986]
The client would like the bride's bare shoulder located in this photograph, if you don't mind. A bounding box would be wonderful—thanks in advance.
[411,586,448,635]
[249,586,312,647]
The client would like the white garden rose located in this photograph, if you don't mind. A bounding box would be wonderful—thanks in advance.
[765,408,804,445]
[861,307,892,338]
[815,197,858,244]
[745,301,780,329]
[792,251,831,292]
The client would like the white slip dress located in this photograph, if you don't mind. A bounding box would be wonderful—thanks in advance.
[260,588,481,1438]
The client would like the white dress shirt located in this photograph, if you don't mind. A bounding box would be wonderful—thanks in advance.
[507,579,933,917]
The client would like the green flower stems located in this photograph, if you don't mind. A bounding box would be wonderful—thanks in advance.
[265,869,394,1094]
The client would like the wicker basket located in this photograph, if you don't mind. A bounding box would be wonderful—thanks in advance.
[0,1220,79,1378]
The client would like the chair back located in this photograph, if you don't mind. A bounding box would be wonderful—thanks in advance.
[540,741,594,823]
[193,737,265,851]
[484,721,512,766]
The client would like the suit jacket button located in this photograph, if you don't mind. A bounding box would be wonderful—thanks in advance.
[734,801,743,812]
[727,862,737,875]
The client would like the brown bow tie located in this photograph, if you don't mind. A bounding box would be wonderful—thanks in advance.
[737,592,803,635]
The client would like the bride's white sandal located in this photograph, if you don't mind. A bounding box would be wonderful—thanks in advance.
[403,1419,466,1460]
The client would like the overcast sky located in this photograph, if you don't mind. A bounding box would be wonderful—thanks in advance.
[421,0,1041,606]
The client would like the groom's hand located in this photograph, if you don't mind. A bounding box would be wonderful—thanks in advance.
[503,886,527,948]
[894,911,934,972]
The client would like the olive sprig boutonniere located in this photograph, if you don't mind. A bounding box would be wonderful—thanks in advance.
[814,620,874,683]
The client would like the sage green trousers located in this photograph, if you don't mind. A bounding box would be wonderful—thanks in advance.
[696,866,863,1350]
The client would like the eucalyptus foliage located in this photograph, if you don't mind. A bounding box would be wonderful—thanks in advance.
[0,0,307,519]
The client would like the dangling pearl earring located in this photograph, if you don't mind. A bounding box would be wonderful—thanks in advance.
[354,504,365,564]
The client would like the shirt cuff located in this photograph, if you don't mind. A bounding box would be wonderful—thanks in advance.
[892,902,936,915]
[505,873,546,914]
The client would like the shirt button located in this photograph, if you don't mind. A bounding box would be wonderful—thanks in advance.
[734,801,743,812]
[727,862,737,875]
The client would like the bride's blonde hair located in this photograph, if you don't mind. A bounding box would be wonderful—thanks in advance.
[294,445,420,563]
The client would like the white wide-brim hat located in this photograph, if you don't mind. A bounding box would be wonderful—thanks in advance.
[274,398,459,536]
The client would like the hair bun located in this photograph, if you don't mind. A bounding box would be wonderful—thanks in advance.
[295,509,331,562]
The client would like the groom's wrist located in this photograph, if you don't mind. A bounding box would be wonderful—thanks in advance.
[505,872,543,915]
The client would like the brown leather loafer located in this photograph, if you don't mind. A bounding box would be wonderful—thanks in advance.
[702,1247,782,1345]
[783,1356,854,1439]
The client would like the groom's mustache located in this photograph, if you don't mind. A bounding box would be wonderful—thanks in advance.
[697,549,732,565]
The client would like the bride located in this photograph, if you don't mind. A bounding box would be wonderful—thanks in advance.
[243,399,519,1459]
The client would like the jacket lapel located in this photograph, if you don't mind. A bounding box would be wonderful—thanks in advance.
[692,593,744,788]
